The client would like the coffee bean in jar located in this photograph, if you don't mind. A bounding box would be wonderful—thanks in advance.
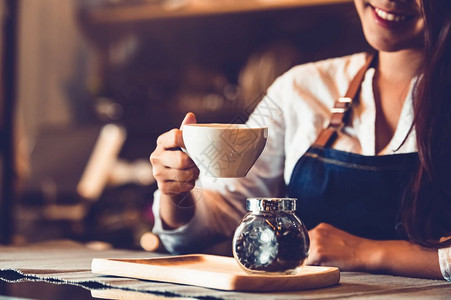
[232,198,309,274]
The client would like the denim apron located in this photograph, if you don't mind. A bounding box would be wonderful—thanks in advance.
[287,53,419,240]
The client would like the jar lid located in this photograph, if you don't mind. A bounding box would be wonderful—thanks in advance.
[246,198,297,212]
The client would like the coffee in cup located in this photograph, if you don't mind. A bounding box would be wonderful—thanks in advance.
[182,124,268,177]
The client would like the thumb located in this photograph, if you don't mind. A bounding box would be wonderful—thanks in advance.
[180,112,197,129]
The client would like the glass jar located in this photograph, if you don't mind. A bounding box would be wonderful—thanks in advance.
[232,198,310,274]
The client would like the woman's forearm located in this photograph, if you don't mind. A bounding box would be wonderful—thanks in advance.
[159,192,195,229]
[369,240,442,279]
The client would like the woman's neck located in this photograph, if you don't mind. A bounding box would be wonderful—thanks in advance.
[377,50,423,83]
[373,49,423,154]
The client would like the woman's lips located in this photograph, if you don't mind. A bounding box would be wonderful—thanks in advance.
[374,7,408,21]
[369,4,416,28]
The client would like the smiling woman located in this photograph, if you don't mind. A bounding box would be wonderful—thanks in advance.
[149,0,451,281]
[354,0,424,51]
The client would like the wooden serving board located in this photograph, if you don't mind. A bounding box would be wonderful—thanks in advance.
[91,254,339,292]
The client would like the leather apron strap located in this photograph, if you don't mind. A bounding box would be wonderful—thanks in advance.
[313,53,376,148]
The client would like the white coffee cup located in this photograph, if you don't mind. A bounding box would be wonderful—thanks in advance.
[182,124,268,178]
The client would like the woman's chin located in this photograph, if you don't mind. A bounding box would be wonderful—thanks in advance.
[364,35,423,53]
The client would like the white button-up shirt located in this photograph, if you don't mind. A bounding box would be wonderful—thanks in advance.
[152,52,450,280]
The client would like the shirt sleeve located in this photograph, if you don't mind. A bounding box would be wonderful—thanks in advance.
[438,240,451,281]
[152,90,287,254]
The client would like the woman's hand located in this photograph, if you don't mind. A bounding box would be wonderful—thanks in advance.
[150,112,200,197]
[149,112,199,229]
[306,223,375,271]
[306,223,443,279]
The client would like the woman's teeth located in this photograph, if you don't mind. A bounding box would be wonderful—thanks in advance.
[374,7,407,22]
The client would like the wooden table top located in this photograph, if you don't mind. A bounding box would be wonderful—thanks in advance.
[0,240,449,299]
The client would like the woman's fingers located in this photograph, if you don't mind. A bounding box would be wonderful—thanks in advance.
[306,223,370,271]
[149,112,199,197]
[150,142,199,196]
[157,113,196,150]
[151,127,196,170]
[156,128,184,150]
[153,147,196,169]
[153,166,199,184]
[180,112,197,128]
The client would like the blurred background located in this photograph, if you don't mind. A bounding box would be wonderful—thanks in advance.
[0,0,369,250]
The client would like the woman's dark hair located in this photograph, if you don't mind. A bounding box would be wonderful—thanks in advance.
[402,0,451,247]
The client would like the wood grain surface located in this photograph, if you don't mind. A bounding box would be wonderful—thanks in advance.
[91,254,340,291]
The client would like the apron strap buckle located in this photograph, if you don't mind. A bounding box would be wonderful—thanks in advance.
[313,53,376,148]
[331,97,352,114]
